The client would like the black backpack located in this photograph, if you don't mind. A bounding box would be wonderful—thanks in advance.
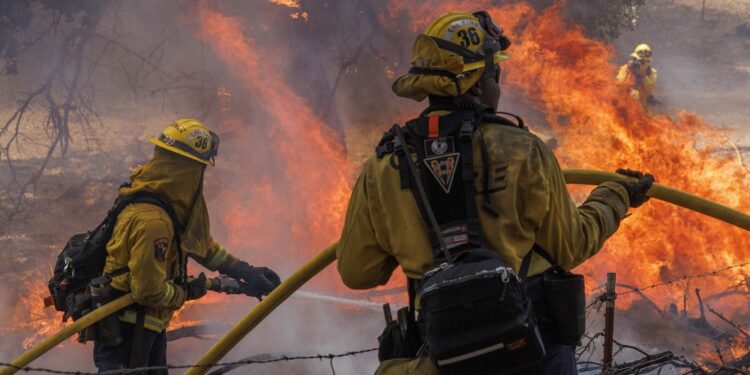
[378,108,547,374]
[47,190,183,322]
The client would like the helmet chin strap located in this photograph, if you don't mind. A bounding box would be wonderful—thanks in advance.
[482,39,499,78]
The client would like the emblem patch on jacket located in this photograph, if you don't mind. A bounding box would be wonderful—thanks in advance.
[424,137,459,193]
[154,238,169,261]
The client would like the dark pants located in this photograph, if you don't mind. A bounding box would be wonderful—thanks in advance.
[527,274,578,375]
[541,343,577,375]
[93,322,167,375]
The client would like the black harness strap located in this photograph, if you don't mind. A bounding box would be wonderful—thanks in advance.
[519,244,558,281]
[123,191,186,283]
[428,37,484,63]
[476,127,499,217]
[105,266,130,277]
[494,111,526,129]
[129,305,146,368]
[458,112,483,248]
[407,278,417,323]
[394,126,452,262]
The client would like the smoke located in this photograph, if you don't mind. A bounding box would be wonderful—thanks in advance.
[2,0,750,373]
[1,0,405,372]
[613,0,750,132]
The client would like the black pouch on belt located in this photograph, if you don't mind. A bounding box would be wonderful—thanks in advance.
[541,265,585,345]
[377,297,422,361]
[89,275,125,346]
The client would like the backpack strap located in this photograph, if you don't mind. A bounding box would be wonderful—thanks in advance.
[485,111,527,130]
[107,191,187,285]
[393,125,453,262]
[124,192,185,234]
[518,243,558,281]
[105,266,130,277]
[129,305,147,368]
[126,191,186,285]
[458,112,483,248]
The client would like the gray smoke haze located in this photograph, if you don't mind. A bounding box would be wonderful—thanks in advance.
[1,0,749,374]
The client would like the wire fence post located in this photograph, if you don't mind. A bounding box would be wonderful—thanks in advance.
[602,272,617,373]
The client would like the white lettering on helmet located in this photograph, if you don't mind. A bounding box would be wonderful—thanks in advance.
[161,135,176,145]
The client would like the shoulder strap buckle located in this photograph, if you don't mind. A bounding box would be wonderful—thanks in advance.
[459,112,474,141]
[376,126,398,158]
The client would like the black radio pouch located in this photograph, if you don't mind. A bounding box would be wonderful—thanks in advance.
[377,281,423,361]
[541,266,585,345]
[522,245,586,346]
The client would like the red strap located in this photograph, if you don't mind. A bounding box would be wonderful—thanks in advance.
[428,116,439,139]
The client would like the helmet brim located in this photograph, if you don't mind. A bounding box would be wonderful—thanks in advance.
[149,137,214,166]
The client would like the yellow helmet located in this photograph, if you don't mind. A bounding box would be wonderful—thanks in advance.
[631,43,652,61]
[149,119,219,166]
[392,11,512,100]
[423,11,512,73]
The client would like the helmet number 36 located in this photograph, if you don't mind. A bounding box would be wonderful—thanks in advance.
[195,135,209,150]
[456,27,481,47]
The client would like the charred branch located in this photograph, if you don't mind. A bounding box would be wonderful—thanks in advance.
[706,304,750,338]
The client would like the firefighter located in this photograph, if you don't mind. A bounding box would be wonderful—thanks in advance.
[93,119,281,373]
[616,43,659,112]
[336,12,654,375]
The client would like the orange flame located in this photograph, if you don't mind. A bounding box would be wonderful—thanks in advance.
[389,0,750,309]
[14,276,65,349]
[192,3,353,293]
[268,0,300,9]
[14,1,749,365]
[389,0,750,364]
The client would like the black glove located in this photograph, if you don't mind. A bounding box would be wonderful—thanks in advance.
[615,169,655,208]
[186,272,208,301]
[225,261,281,298]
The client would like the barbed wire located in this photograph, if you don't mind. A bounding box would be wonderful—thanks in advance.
[0,347,377,375]
[7,261,750,375]
[592,260,750,297]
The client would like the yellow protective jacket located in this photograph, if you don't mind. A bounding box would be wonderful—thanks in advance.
[616,62,657,110]
[337,116,630,373]
[102,148,239,332]
[337,119,629,286]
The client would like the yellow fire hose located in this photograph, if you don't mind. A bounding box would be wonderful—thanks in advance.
[6,170,750,375]
[185,242,338,375]
[563,169,750,230]
[0,293,135,375]
[185,169,750,375]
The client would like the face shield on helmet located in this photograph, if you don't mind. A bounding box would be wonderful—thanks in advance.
[149,119,220,166]
[471,11,511,78]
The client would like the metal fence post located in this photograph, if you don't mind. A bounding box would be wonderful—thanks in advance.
[602,272,617,372]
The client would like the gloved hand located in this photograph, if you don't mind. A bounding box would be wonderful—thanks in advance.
[186,272,208,301]
[615,169,655,208]
[225,261,281,298]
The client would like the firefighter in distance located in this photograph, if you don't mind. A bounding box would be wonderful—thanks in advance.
[616,43,659,112]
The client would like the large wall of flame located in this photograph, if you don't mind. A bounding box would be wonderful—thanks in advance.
[388,0,750,312]
[2,0,749,369]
